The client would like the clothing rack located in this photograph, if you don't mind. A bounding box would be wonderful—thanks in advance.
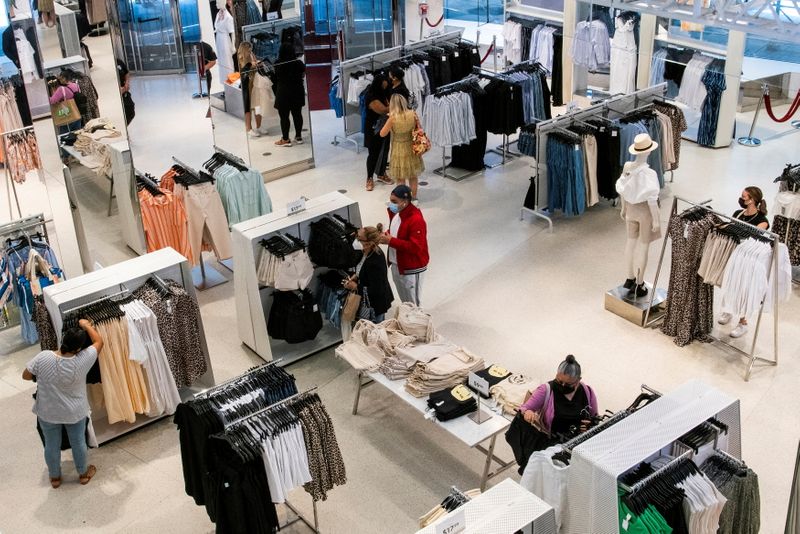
[775,164,800,283]
[644,196,780,381]
[195,359,283,398]
[1,125,38,219]
[333,30,464,150]
[212,145,247,166]
[62,286,130,316]
[170,157,201,179]
[520,83,668,232]
[618,449,694,493]
[224,385,318,428]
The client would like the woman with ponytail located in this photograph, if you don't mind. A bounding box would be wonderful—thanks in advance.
[719,186,770,338]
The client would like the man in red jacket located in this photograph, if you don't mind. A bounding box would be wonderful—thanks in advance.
[379,185,429,306]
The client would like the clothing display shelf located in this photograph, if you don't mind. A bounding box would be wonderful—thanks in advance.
[417,479,557,534]
[521,82,667,231]
[231,191,361,365]
[54,2,81,58]
[565,378,741,534]
[644,196,782,381]
[0,213,50,331]
[352,370,516,491]
[241,16,302,56]
[42,247,216,444]
[333,29,464,151]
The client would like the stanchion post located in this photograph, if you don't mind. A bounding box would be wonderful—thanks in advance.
[737,83,765,147]
[493,35,497,72]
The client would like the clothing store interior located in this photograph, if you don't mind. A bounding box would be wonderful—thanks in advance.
[0,0,799,529]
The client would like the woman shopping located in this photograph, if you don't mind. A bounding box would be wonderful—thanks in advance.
[506,355,599,472]
[273,43,306,147]
[718,186,770,338]
[48,74,82,134]
[343,225,394,322]
[237,42,265,138]
[379,94,424,200]
[364,74,392,191]
[23,319,103,488]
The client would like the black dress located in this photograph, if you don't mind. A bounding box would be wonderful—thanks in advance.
[356,252,394,315]
[273,59,306,110]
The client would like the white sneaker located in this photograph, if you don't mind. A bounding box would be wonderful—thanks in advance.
[248,130,262,138]
[730,323,749,338]
[717,312,733,325]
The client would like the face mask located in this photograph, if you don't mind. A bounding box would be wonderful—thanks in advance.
[388,202,401,214]
[352,239,363,251]
[738,198,748,208]
[552,381,577,395]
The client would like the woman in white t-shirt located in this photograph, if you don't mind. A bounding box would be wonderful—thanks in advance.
[23,319,103,488]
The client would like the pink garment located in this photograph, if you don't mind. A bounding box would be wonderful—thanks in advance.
[519,382,599,434]
[49,82,80,104]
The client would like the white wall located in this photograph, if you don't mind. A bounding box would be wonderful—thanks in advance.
[405,0,445,42]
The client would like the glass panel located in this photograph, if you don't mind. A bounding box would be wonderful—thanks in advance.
[117,0,184,72]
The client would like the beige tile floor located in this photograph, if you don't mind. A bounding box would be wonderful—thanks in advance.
[1,87,799,532]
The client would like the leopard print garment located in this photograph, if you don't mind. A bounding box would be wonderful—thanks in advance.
[773,215,800,265]
[34,296,58,351]
[661,212,718,346]
[299,398,346,501]
[132,281,207,387]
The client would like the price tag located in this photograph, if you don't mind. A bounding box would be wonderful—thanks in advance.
[266,11,278,20]
[454,51,459,57]
[472,48,478,54]
[436,508,466,534]
[424,60,429,66]
[442,55,447,61]
[611,130,618,137]
[468,372,490,397]
[287,197,306,215]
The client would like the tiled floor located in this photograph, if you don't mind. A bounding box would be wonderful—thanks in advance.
[1,70,799,532]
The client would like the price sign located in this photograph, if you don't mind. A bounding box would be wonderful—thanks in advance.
[287,197,307,215]
[436,508,466,534]
[454,51,459,57]
[266,11,279,20]
[468,372,490,397]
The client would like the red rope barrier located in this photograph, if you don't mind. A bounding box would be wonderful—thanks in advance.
[479,43,495,64]
[424,14,444,27]
[764,89,800,123]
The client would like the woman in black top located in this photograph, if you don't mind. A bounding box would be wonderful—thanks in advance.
[273,43,306,147]
[720,185,770,338]
[343,225,394,322]
[388,67,411,102]
[364,74,392,191]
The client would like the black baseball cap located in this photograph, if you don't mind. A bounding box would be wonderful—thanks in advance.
[391,184,412,200]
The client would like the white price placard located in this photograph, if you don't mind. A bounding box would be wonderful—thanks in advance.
[266,11,279,20]
[436,508,466,534]
[287,197,306,215]
[468,372,490,397]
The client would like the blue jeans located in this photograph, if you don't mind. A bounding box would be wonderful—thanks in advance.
[373,313,385,323]
[38,418,88,477]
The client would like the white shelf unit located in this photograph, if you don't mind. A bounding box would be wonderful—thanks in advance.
[42,247,215,444]
[564,379,741,534]
[231,192,361,364]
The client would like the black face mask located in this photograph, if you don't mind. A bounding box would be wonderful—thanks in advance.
[552,381,577,395]
[738,198,748,209]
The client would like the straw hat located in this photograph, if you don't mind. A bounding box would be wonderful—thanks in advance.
[628,133,658,155]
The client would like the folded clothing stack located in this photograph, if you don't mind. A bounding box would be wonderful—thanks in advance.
[427,384,478,421]
[471,364,513,398]
[336,318,416,372]
[490,373,538,415]
[382,338,458,380]
[396,302,436,343]
[405,347,485,397]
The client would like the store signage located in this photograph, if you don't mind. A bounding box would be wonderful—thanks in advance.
[266,11,278,20]
[287,197,306,215]
[436,508,465,534]
[468,372,489,397]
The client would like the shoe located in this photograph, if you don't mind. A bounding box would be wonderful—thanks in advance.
[730,323,749,338]
[377,175,393,184]
[623,278,636,289]
[258,126,269,135]
[366,178,374,191]
[248,130,261,138]
[275,139,292,147]
[79,465,96,485]
[628,283,648,298]
[50,477,62,489]
[717,312,733,325]
[294,137,304,144]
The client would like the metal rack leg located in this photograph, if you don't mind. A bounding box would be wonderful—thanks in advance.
[332,135,360,153]
[479,435,497,492]
[352,371,363,415]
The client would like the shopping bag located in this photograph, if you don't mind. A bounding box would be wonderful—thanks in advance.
[51,91,81,126]
[411,113,431,156]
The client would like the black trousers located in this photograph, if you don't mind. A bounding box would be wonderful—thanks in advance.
[365,133,388,179]
[278,104,303,140]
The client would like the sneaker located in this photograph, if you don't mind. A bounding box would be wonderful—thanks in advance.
[730,323,749,338]
[248,130,261,138]
[377,175,393,184]
[258,126,269,135]
[628,283,648,298]
[623,278,636,289]
[275,139,292,147]
[294,137,304,144]
[717,312,733,325]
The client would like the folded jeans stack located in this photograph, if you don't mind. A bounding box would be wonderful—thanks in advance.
[405,347,485,397]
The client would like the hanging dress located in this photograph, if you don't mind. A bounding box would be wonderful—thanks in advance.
[609,17,637,95]
[214,9,235,83]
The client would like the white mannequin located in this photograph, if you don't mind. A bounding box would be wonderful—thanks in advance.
[616,134,662,297]
[214,0,235,83]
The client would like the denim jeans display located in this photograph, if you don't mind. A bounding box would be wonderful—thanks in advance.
[546,133,586,217]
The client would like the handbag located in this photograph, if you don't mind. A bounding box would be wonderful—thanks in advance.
[411,112,431,156]
[50,87,82,126]
[358,286,376,322]
[341,287,361,323]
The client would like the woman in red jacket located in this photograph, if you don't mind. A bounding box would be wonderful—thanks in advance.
[379,185,429,306]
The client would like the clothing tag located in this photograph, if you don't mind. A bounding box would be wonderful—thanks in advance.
[454,51,459,57]
[574,144,580,151]
[683,222,690,239]
[488,365,508,377]
[424,60,429,66]
[313,304,319,312]
[224,482,230,488]
[442,55,447,61]
[472,48,478,53]
[622,513,631,530]
[450,384,473,401]
[611,130,618,137]
[166,299,173,314]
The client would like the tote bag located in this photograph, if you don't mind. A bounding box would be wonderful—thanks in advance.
[51,87,81,126]
[411,113,431,156]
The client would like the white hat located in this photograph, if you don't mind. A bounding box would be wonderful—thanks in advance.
[628,133,658,155]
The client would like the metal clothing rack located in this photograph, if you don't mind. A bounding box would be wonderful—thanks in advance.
[212,145,247,166]
[618,449,694,493]
[195,359,283,398]
[1,125,39,219]
[520,83,668,233]
[222,385,321,533]
[644,196,780,381]
[62,286,131,316]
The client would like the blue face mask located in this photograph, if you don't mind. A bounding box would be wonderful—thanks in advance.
[388,202,401,214]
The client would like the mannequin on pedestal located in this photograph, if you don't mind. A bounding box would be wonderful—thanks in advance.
[616,133,662,297]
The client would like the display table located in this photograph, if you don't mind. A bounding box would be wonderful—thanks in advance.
[352,370,516,490]
[416,479,556,534]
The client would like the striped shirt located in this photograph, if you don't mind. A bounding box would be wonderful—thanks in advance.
[27,347,98,424]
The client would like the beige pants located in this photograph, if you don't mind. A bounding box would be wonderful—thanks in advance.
[177,182,233,265]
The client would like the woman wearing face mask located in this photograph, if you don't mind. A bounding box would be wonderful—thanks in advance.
[718,186,769,338]
[342,225,394,322]
[519,355,598,439]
